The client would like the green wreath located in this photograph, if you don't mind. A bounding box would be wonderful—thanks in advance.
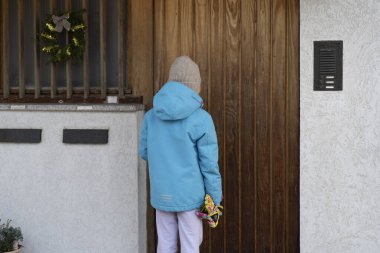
[39,10,86,63]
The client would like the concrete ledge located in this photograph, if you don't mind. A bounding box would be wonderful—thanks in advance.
[0,103,145,112]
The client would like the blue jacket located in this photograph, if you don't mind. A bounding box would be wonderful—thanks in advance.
[139,81,223,212]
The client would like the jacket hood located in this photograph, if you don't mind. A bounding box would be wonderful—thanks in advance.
[153,81,203,120]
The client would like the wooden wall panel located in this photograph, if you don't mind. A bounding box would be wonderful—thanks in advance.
[224,0,241,251]
[272,0,287,252]
[194,0,209,105]
[164,0,180,81]
[240,0,256,251]
[179,0,193,57]
[255,0,272,251]
[153,0,165,94]
[193,0,212,250]
[208,0,225,252]
[287,0,300,252]
[127,1,154,253]
[150,0,299,252]
[128,0,154,107]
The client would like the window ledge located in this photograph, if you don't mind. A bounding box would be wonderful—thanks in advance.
[0,103,145,112]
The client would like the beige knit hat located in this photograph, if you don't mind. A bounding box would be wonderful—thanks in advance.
[168,56,201,94]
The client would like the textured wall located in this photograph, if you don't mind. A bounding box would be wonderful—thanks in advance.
[0,106,146,253]
[301,0,380,252]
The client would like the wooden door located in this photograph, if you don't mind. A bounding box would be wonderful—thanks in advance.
[129,0,300,252]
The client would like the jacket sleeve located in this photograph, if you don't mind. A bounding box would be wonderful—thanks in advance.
[196,115,223,205]
[138,114,148,161]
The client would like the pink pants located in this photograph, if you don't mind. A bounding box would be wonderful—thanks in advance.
[156,208,203,253]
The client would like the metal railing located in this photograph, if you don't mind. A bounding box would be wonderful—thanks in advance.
[0,0,130,101]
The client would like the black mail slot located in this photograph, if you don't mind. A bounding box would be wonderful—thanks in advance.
[63,129,109,144]
[0,129,42,143]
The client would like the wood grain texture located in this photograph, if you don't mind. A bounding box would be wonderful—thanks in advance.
[179,0,194,57]
[164,0,179,83]
[224,0,241,252]
[256,0,272,251]
[153,0,165,94]
[208,0,225,252]
[128,0,154,108]
[126,0,155,252]
[287,0,300,252]
[194,1,212,249]
[194,0,209,106]
[272,0,287,251]
[240,0,256,251]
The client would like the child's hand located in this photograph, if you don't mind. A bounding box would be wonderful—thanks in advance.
[196,194,223,228]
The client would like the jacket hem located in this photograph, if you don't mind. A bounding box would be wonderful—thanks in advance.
[151,200,204,212]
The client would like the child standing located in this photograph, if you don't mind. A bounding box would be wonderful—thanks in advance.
[139,56,223,253]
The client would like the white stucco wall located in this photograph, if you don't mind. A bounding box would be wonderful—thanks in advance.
[0,104,147,253]
[301,1,380,252]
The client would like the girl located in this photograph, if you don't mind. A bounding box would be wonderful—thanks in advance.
[139,56,223,253]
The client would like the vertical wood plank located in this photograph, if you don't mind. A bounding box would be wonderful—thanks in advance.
[65,0,72,98]
[1,0,9,98]
[99,0,106,98]
[82,0,89,99]
[179,0,193,57]
[49,0,57,98]
[127,0,154,104]
[148,1,163,249]
[272,0,287,251]
[208,0,225,252]
[153,0,165,94]
[33,0,41,98]
[18,0,25,98]
[194,0,209,106]
[256,0,272,251]
[287,0,300,252]
[127,0,155,252]
[241,0,256,251]
[127,0,154,106]
[153,0,179,92]
[224,0,241,252]
[117,0,125,97]
[193,1,211,251]
[164,0,179,82]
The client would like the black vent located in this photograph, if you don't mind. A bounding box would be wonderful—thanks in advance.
[314,41,343,91]
[63,129,109,144]
[0,129,42,143]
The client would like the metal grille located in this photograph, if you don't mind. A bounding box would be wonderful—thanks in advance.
[0,0,130,100]
[314,41,343,91]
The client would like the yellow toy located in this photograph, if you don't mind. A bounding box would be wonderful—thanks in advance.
[196,194,223,228]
